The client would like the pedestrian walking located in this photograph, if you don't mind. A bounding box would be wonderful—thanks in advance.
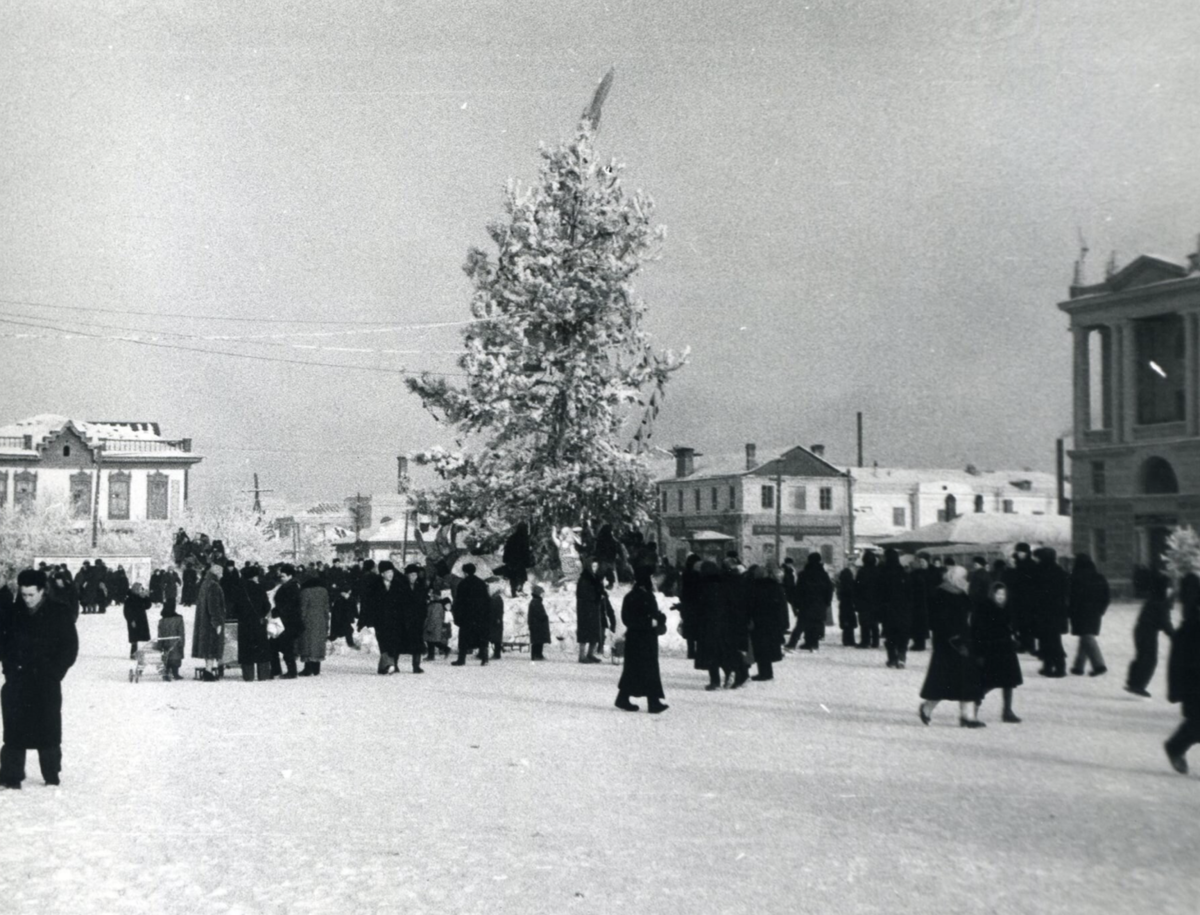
[613,568,669,713]
[1068,553,1111,677]
[1126,572,1174,697]
[791,552,832,652]
[918,565,985,728]
[1165,572,1200,775]
[972,582,1023,723]
[0,569,79,789]
[1006,543,1038,656]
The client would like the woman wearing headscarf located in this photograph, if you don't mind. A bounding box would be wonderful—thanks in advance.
[972,582,1023,723]
[1068,553,1110,676]
[748,564,787,681]
[918,565,985,727]
[614,567,668,713]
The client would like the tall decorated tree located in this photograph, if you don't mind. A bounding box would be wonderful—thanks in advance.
[407,70,686,566]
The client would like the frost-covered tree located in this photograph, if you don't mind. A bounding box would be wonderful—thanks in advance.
[407,71,686,563]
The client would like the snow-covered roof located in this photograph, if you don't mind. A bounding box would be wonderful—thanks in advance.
[0,413,197,458]
[850,466,1060,493]
[652,444,847,484]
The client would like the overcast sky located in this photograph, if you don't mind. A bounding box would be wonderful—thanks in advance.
[3,0,1200,507]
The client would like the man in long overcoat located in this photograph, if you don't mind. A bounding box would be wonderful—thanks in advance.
[396,564,428,674]
[0,569,79,788]
[192,561,226,681]
[450,563,490,666]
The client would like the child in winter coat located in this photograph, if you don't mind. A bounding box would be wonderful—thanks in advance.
[528,584,551,660]
[1126,573,1174,698]
[157,603,186,681]
[1165,572,1200,774]
[423,593,451,660]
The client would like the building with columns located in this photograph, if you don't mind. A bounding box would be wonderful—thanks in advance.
[0,414,201,526]
[1061,248,1200,590]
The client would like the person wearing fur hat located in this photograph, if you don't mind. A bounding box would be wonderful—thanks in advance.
[450,563,490,666]
[853,550,882,649]
[374,561,403,674]
[528,584,551,661]
[919,564,985,727]
[1006,543,1038,656]
[1033,547,1070,678]
[397,564,428,674]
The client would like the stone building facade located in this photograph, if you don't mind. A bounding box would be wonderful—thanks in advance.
[656,444,853,571]
[1060,250,1200,591]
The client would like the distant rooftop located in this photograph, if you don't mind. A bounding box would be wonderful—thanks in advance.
[0,413,198,459]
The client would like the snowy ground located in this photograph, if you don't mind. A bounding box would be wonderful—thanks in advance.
[1,602,1198,915]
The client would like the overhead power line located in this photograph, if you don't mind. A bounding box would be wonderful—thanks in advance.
[0,314,467,377]
[0,296,518,330]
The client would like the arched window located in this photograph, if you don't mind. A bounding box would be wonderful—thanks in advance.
[62,445,71,457]
[974,494,984,513]
[944,494,957,521]
[1138,456,1179,495]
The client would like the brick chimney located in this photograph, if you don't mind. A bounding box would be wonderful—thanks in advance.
[745,443,757,470]
[810,444,825,458]
[181,438,193,453]
[674,446,695,479]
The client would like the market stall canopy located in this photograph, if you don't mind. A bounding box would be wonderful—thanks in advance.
[872,513,1071,552]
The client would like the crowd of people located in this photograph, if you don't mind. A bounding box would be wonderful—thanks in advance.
[2,535,1199,788]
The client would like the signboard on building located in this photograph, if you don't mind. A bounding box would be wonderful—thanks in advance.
[750,524,842,537]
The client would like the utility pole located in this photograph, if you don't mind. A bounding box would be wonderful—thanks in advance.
[240,474,274,515]
[773,468,783,566]
[91,445,103,550]
[856,412,864,468]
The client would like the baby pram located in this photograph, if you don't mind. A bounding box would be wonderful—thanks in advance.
[129,637,180,683]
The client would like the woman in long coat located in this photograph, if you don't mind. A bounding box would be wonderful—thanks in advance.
[1068,553,1110,676]
[123,584,152,659]
[748,565,786,681]
[972,582,1023,723]
[297,577,331,675]
[192,564,226,680]
[501,521,533,597]
[918,565,985,727]
[238,567,272,681]
[1034,547,1070,678]
[614,568,668,713]
[575,560,604,663]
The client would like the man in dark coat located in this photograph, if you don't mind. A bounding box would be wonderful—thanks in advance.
[1068,553,1110,676]
[748,566,786,681]
[719,557,751,687]
[270,564,303,680]
[0,569,79,789]
[450,563,490,666]
[1033,547,1070,678]
[1165,572,1200,774]
[791,553,833,652]
[836,565,856,646]
[1006,543,1039,655]
[880,548,912,669]
[396,564,428,674]
[908,553,933,651]
[240,566,273,681]
[854,551,882,649]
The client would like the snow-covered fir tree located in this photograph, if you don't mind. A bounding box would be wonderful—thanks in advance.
[407,72,686,565]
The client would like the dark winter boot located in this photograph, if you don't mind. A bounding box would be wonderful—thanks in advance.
[312,662,321,676]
